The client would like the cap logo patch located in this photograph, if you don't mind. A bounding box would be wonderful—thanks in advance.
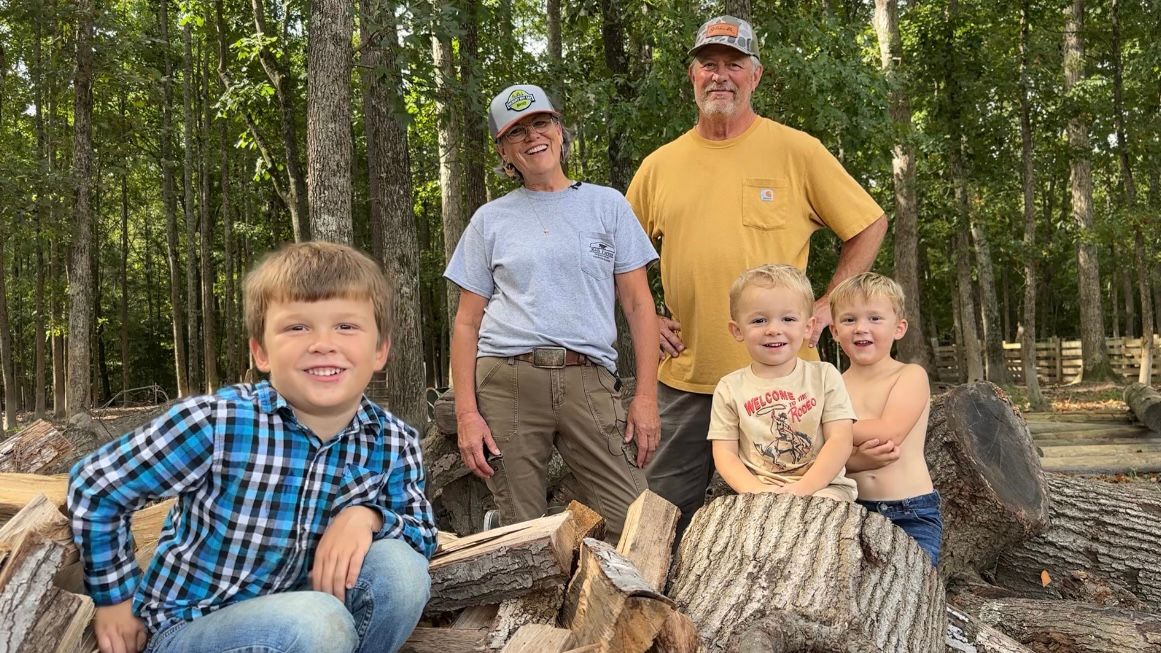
[505,89,536,112]
[706,24,739,37]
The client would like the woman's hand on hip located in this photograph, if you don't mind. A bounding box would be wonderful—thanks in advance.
[458,411,500,479]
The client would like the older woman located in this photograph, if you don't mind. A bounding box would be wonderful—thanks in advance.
[444,84,659,540]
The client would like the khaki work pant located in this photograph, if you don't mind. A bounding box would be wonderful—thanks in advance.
[475,356,647,541]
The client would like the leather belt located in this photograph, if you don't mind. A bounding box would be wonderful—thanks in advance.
[512,347,592,368]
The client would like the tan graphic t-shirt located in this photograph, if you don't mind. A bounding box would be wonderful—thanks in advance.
[708,359,857,499]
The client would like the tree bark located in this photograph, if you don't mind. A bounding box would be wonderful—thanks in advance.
[1123,382,1161,433]
[975,598,1161,652]
[433,24,467,329]
[67,0,97,418]
[51,243,66,416]
[971,216,1011,385]
[360,0,426,428]
[120,150,131,399]
[926,383,1050,581]
[1064,0,1117,382]
[953,227,984,382]
[723,0,751,20]
[160,0,190,397]
[457,0,487,220]
[1017,0,1046,410]
[669,494,946,652]
[0,46,14,430]
[181,22,203,393]
[872,0,935,374]
[199,36,218,392]
[307,0,353,243]
[32,22,49,419]
[546,0,563,106]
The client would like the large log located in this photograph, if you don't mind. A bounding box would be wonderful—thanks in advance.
[945,605,1035,653]
[669,494,945,652]
[1125,382,1161,432]
[926,383,1051,580]
[0,495,94,653]
[562,538,675,653]
[427,511,575,614]
[995,472,1161,610]
[0,473,69,522]
[975,598,1161,652]
[0,420,72,474]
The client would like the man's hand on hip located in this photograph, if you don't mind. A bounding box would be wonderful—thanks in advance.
[809,299,832,348]
[658,315,684,359]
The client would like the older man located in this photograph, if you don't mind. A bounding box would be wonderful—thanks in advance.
[626,15,889,536]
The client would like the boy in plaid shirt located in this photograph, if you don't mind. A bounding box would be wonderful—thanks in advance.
[68,242,437,653]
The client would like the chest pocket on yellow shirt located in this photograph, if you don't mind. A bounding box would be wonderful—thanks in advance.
[741,178,792,231]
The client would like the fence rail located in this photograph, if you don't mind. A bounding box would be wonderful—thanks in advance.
[933,334,1161,385]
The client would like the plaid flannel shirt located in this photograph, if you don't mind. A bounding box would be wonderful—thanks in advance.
[67,381,437,634]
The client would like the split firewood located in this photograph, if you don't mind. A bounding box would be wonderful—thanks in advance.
[669,493,945,652]
[562,500,606,554]
[452,604,499,629]
[0,420,72,474]
[616,490,679,591]
[926,382,1051,580]
[0,473,69,522]
[945,604,1034,653]
[0,494,94,653]
[1125,382,1161,433]
[400,627,488,653]
[426,511,575,614]
[488,584,565,650]
[995,472,1161,610]
[974,598,1161,652]
[562,538,675,653]
[501,624,574,652]
[649,611,703,653]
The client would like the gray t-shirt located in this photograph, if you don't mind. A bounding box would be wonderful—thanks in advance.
[444,182,658,372]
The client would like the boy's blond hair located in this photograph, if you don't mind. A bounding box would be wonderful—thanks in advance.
[729,264,815,319]
[244,241,392,345]
[829,272,906,319]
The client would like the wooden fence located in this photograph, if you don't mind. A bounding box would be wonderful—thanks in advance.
[933,334,1161,385]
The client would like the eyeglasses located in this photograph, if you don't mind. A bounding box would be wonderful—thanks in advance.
[500,116,557,144]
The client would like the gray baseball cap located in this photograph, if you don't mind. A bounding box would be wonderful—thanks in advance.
[689,15,759,58]
[487,84,560,139]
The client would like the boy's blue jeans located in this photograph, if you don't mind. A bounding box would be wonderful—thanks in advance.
[857,491,943,567]
[145,538,430,653]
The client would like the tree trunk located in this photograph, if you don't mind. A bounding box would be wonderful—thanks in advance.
[722,0,751,20]
[1017,0,1046,410]
[433,26,467,331]
[994,472,1161,610]
[953,228,984,383]
[120,156,130,400]
[1064,0,1117,382]
[0,235,15,433]
[51,243,66,416]
[360,0,426,429]
[181,23,203,393]
[669,494,946,652]
[974,599,1161,653]
[872,0,935,374]
[926,383,1051,581]
[67,0,97,418]
[457,0,487,221]
[32,23,49,419]
[199,37,218,392]
[970,217,1011,384]
[160,0,190,397]
[1124,382,1161,432]
[307,0,353,243]
[546,0,563,106]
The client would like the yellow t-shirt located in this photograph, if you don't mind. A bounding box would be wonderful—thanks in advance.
[708,360,857,500]
[626,117,884,393]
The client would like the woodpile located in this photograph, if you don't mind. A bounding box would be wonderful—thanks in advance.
[0,419,72,474]
[4,382,1161,652]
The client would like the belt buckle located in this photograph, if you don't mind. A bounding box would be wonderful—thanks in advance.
[532,347,567,368]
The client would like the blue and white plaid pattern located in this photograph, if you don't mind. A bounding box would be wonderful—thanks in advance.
[68,381,437,634]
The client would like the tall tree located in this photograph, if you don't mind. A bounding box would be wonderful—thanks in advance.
[33,13,49,418]
[872,0,935,372]
[458,0,487,220]
[1063,0,1116,381]
[1111,0,1154,382]
[1018,0,1046,409]
[181,21,203,391]
[546,0,563,105]
[161,0,191,396]
[970,216,1011,384]
[0,42,15,431]
[200,26,219,391]
[306,0,353,243]
[432,19,467,329]
[67,0,98,417]
[360,0,426,427]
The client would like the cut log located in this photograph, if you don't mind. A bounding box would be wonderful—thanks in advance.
[562,538,674,653]
[0,420,72,474]
[649,611,703,653]
[432,472,496,538]
[0,495,94,653]
[1126,382,1161,432]
[488,585,566,650]
[669,494,946,652]
[427,511,574,614]
[0,473,69,522]
[616,491,679,591]
[434,387,458,435]
[926,382,1051,580]
[501,624,574,652]
[452,604,498,629]
[401,627,488,653]
[995,472,1161,610]
[945,605,1035,653]
[975,598,1161,652]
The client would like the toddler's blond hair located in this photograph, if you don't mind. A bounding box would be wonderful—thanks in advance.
[828,272,906,319]
[729,264,814,319]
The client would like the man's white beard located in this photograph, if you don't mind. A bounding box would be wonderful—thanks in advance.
[698,87,738,118]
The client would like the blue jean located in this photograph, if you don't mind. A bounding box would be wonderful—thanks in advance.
[857,491,943,567]
[145,538,430,653]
